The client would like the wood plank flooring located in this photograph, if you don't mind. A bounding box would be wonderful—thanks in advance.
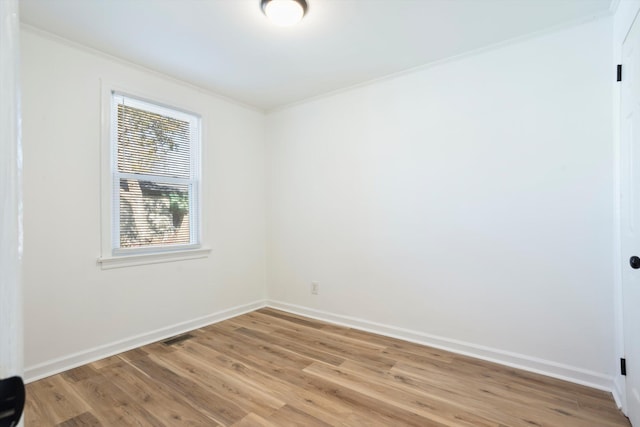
[25,308,630,426]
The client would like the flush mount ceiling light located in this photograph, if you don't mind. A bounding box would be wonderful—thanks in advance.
[261,0,308,27]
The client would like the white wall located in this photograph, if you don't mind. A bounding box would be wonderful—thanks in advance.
[21,29,267,380]
[266,18,615,388]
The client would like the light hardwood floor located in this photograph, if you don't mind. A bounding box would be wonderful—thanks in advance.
[25,308,630,426]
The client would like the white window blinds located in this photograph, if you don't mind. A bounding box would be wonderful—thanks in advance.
[111,93,200,253]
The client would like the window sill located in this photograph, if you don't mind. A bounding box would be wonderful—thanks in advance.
[97,247,211,270]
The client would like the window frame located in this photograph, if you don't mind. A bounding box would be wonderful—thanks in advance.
[99,83,209,269]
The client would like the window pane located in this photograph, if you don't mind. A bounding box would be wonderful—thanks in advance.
[111,92,200,254]
[117,104,191,179]
[119,179,191,248]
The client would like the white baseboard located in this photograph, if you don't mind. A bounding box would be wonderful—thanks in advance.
[613,374,627,410]
[24,299,267,383]
[266,300,616,394]
[25,298,618,399]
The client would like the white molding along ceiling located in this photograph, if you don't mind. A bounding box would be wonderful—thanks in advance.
[19,0,613,111]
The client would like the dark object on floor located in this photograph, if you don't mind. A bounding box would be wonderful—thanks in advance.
[0,375,25,427]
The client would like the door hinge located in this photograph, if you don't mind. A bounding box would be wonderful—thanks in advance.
[621,358,627,376]
[617,64,622,82]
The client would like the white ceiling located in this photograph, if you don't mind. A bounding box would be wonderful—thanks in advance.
[20,0,613,111]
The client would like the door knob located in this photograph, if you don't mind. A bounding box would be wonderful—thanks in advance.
[631,256,640,269]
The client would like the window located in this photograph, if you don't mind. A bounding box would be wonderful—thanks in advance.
[109,93,201,255]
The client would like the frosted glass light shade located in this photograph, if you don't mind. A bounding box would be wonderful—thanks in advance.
[261,0,307,26]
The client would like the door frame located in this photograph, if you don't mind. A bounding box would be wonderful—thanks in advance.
[0,0,23,385]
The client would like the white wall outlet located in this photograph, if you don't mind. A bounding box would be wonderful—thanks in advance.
[311,282,319,295]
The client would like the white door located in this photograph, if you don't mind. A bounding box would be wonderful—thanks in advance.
[0,0,23,411]
[0,0,24,424]
[621,10,640,427]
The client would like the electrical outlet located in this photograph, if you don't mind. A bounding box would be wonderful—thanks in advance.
[311,282,319,295]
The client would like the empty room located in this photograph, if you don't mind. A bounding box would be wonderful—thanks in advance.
[2,0,640,425]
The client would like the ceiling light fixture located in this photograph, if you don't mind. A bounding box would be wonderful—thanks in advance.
[261,0,308,27]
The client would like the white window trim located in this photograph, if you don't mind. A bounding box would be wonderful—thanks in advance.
[97,247,211,270]
[99,80,208,268]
